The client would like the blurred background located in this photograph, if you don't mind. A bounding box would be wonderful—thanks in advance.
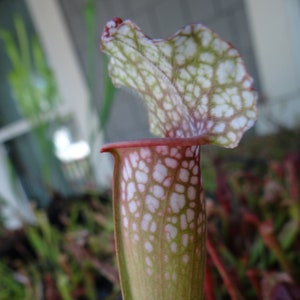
[0,0,300,299]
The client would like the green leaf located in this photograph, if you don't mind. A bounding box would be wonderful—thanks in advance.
[99,55,116,129]
[101,19,257,148]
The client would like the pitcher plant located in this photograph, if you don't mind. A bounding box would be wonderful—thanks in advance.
[100,18,257,300]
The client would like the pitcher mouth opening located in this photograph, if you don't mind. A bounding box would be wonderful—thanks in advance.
[100,136,210,153]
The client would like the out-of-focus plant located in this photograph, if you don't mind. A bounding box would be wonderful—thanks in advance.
[84,0,116,134]
[100,18,257,300]
[0,261,26,299]
[0,16,60,122]
[0,16,67,193]
[0,193,120,300]
[0,132,299,300]
[202,133,300,299]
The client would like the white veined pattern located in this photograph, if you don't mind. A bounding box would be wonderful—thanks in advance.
[101,17,258,300]
[105,142,206,300]
[101,19,257,148]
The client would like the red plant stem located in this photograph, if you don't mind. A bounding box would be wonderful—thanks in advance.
[214,158,232,213]
[285,155,299,202]
[246,269,262,298]
[66,243,119,285]
[207,235,245,300]
[44,273,60,300]
[259,221,292,275]
[244,212,292,275]
[284,156,300,223]
[243,211,260,227]
[204,260,216,300]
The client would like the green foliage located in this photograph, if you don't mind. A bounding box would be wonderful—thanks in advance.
[202,129,300,299]
[99,56,116,130]
[0,16,60,123]
[83,0,116,134]
[0,16,67,194]
[84,0,96,94]
[0,262,26,299]
[0,194,119,300]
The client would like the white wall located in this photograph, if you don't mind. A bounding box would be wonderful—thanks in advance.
[245,0,300,133]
